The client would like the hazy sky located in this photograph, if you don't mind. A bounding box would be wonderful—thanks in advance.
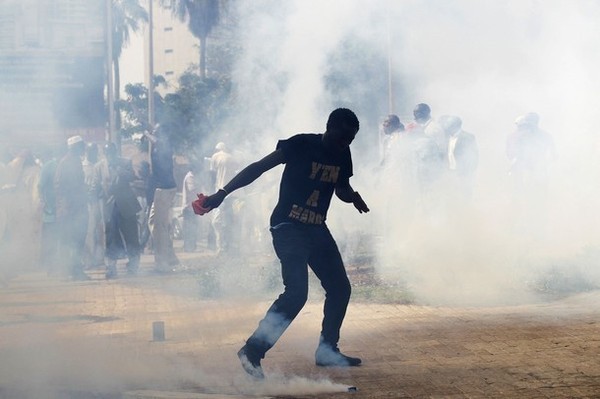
[120,31,145,93]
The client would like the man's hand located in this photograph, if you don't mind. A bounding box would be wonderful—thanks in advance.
[194,189,227,214]
[192,194,209,215]
[352,192,369,214]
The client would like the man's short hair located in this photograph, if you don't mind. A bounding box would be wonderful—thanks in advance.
[327,108,359,132]
[385,114,400,126]
[384,114,403,131]
[414,103,431,114]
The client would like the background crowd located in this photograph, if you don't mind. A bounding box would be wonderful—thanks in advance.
[0,104,554,284]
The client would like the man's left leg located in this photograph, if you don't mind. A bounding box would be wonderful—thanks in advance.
[309,227,360,367]
[70,210,90,281]
[120,213,141,275]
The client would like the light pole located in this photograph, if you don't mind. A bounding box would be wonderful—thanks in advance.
[147,0,155,171]
[106,0,116,143]
[147,0,155,130]
[386,8,393,115]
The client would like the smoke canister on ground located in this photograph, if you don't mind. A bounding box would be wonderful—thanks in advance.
[152,321,165,341]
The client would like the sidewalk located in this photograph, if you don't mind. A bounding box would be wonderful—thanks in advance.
[1,246,600,399]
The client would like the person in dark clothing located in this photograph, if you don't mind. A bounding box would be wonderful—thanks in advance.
[198,108,370,379]
[144,125,180,272]
[38,147,60,276]
[54,135,89,281]
[94,142,142,279]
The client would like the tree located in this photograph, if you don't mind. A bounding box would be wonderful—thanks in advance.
[117,79,162,138]
[111,0,148,129]
[159,67,231,152]
[159,0,220,79]
[118,70,231,154]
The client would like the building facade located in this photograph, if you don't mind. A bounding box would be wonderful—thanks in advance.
[0,0,107,146]
[144,0,199,95]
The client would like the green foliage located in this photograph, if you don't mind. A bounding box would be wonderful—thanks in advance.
[117,83,155,138]
[160,0,220,39]
[118,1,236,152]
[160,67,232,153]
[112,0,148,60]
[118,70,231,155]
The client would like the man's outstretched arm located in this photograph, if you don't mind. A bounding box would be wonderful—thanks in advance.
[202,149,285,210]
[335,179,370,214]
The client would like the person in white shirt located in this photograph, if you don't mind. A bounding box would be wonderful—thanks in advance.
[209,142,239,255]
[181,161,200,252]
[439,115,479,200]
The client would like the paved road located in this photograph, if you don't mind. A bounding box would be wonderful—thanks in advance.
[1,250,599,399]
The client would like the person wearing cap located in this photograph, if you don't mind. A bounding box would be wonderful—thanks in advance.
[209,142,239,255]
[197,108,370,379]
[54,135,90,280]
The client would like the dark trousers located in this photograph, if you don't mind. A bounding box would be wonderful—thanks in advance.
[41,221,60,274]
[58,209,88,276]
[246,223,351,357]
[105,205,140,262]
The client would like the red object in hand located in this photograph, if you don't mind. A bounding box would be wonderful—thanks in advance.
[192,193,211,215]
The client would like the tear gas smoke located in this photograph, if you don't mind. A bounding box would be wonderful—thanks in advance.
[2,0,600,397]
[215,0,600,307]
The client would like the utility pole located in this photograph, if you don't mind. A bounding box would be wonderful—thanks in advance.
[147,0,155,172]
[106,0,115,143]
[386,9,394,115]
[148,0,155,130]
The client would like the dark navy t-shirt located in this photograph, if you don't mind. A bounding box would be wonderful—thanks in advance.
[150,137,177,190]
[270,133,353,226]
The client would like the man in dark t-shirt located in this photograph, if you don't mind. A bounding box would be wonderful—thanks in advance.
[200,108,370,379]
[144,126,180,272]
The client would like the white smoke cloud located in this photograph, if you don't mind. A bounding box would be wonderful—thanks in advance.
[221,0,600,306]
[4,1,600,396]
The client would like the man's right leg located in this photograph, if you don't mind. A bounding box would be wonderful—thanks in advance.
[239,225,310,378]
